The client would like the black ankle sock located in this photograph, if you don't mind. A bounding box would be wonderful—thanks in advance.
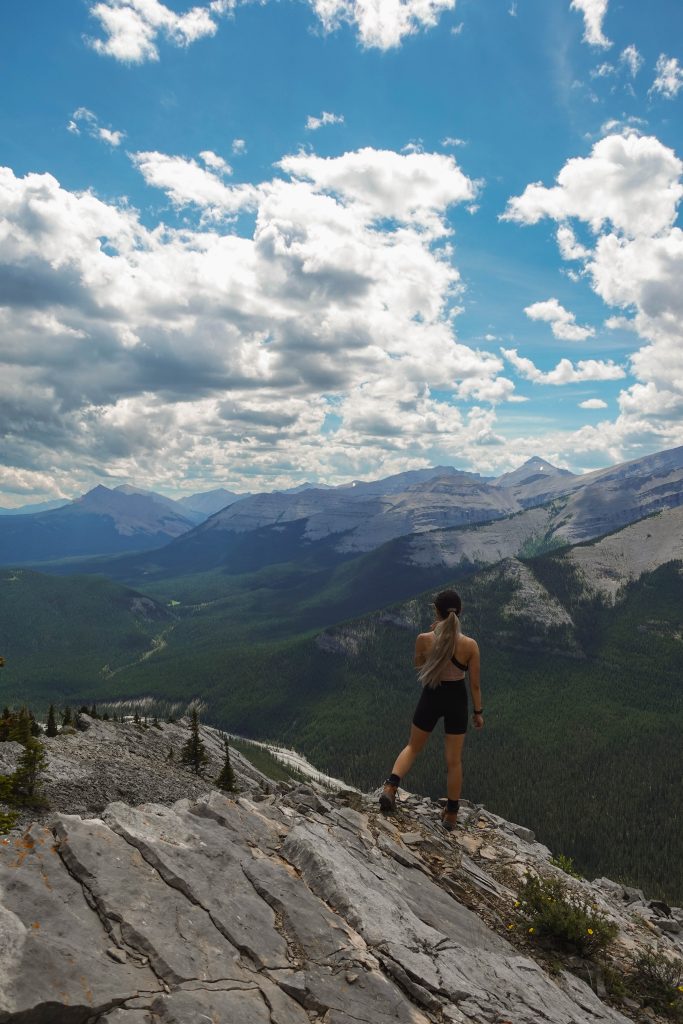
[386,773,401,787]
[446,799,459,813]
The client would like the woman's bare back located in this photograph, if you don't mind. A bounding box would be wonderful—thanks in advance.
[415,629,477,680]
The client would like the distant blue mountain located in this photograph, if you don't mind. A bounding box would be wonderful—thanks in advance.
[0,485,197,566]
[0,499,68,516]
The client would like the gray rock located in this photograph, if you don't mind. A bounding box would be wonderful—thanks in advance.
[97,1011,150,1023]
[149,986,273,1024]
[282,819,628,1023]
[102,799,289,969]
[505,823,536,843]
[0,740,24,774]
[0,824,160,1021]
[53,814,246,985]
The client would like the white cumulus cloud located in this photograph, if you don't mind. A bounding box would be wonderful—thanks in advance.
[504,130,683,464]
[306,111,345,131]
[570,0,611,49]
[503,132,683,238]
[0,146,515,497]
[502,349,624,385]
[579,398,608,409]
[308,0,456,50]
[87,0,233,63]
[650,54,683,99]
[88,0,455,61]
[620,44,643,78]
[67,107,126,146]
[524,297,595,341]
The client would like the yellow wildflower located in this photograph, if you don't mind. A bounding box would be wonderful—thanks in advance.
[587,928,594,935]
[528,927,535,934]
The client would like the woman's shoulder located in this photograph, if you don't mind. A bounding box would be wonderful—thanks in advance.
[415,630,434,643]
[459,633,479,652]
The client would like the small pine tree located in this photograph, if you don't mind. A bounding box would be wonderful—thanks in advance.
[46,705,58,738]
[0,708,11,742]
[9,708,32,747]
[90,704,99,720]
[0,771,18,833]
[215,738,237,793]
[133,710,140,724]
[102,711,109,721]
[79,705,89,715]
[62,706,73,727]
[29,710,42,737]
[180,708,209,775]
[11,738,48,806]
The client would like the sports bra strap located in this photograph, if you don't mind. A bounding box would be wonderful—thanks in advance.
[451,653,468,672]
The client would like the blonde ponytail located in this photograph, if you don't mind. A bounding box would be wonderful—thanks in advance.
[418,610,460,688]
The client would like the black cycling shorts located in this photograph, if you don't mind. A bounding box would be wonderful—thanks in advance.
[412,680,468,735]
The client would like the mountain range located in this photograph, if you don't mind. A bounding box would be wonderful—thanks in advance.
[1,444,683,899]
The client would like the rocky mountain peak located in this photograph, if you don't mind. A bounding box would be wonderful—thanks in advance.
[1,718,680,1023]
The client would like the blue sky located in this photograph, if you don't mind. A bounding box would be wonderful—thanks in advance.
[1,0,683,501]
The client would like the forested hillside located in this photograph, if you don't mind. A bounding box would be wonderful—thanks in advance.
[1,526,681,902]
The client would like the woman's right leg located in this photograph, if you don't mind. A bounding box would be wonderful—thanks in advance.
[391,723,431,779]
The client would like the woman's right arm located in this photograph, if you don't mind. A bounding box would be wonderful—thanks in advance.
[414,633,428,668]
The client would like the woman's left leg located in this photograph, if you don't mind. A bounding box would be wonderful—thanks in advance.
[444,733,466,801]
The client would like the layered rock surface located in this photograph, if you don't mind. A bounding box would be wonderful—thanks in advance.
[2,722,681,1023]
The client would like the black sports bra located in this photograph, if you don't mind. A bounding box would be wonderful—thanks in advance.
[451,653,468,672]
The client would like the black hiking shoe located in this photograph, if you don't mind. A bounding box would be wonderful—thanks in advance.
[441,807,458,831]
[379,782,398,813]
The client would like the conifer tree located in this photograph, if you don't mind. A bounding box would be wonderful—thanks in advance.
[9,708,32,747]
[29,710,42,737]
[46,705,58,738]
[180,708,209,775]
[62,706,73,727]
[134,710,140,725]
[11,738,48,805]
[0,771,18,834]
[0,708,11,742]
[215,737,237,793]
[90,704,99,719]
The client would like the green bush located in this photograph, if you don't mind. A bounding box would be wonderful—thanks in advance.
[516,872,618,958]
[0,774,19,833]
[630,950,683,1020]
[550,853,583,879]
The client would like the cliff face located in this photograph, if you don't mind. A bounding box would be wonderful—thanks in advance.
[1,721,681,1024]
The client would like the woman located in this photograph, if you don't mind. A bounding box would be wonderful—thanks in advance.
[379,588,483,830]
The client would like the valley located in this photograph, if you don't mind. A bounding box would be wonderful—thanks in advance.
[1,447,682,901]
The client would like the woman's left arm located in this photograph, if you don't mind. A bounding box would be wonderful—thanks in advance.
[467,641,484,725]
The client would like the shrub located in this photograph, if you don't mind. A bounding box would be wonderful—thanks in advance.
[516,872,617,958]
[550,853,583,879]
[0,774,18,833]
[630,950,683,1020]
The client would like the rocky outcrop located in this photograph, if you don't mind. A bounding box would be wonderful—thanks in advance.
[2,722,682,1023]
[4,768,683,1023]
[0,785,623,1024]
